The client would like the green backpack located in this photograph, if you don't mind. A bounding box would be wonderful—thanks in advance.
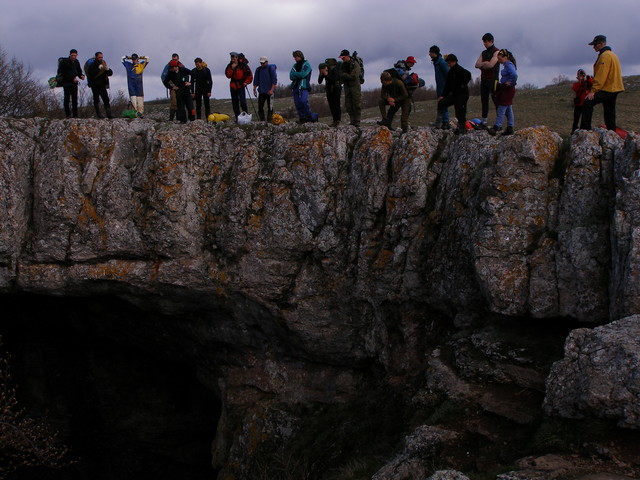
[351,51,365,84]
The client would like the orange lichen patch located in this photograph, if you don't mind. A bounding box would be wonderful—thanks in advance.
[78,197,104,230]
[150,259,162,282]
[374,249,394,268]
[247,214,262,229]
[158,157,184,175]
[64,124,115,167]
[158,182,182,196]
[368,128,394,151]
[209,268,229,283]
[86,260,135,280]
[386,196,399,212]
[531,215,546,228]
[247,420,270,454]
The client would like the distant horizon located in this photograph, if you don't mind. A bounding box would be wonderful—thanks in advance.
[2,0,638,103]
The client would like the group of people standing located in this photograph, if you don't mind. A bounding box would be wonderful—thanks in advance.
[57,32,623,134]
[571,35,624,133]
[378,33,518,135]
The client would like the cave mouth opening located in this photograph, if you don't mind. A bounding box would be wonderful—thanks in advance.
[1,293,221,480]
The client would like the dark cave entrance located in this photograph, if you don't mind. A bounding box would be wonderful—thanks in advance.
[1,293,221,480]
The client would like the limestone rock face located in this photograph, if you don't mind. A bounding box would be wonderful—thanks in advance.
[2,119,640,477]
[543,315,640,428]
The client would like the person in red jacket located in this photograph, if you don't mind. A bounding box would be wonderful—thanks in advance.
[225,52,253,120]
[571,69,593,133]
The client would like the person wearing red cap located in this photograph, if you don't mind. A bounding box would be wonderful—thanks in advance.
[166,60,195,123]
[161,54,184,121]
[580,35,624,131]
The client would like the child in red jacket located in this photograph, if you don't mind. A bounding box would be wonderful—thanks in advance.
[571,69,593,133]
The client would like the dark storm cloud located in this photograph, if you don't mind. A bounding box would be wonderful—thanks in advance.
[1,0,638,100]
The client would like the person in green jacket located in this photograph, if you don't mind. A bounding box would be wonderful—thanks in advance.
[339,49,362,127]
[290,50,316,123]
[377,71,410,133]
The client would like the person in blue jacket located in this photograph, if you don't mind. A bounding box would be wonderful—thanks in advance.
[253,56,278,121]
[488,49,518,136]
[429,45,450,129]
[122,53,149,118]
[290,50,316,123]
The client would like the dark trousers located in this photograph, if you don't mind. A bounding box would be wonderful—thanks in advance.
[176,89,195,123]
[257,93,272,121]
[194,92,211,119]
[572,105,583,133]
[580,91,619,131]
[438,93,469,130]
[63,83,79,118]
[379,98,410,132]
[326,91,341,122]
[230,88,248,118]
[91,86,111,117]
[480,79,496,119]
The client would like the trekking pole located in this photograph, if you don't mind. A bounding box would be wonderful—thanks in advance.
[246,85,258,116]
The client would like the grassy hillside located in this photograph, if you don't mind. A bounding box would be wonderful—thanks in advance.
[147,76,639,138]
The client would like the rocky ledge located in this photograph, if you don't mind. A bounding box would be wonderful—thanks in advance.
[1,119,639,479]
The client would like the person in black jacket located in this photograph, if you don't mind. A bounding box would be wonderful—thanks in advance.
[318,61,342,127]
[166,60,195,123]
[436,54,472,134]
[87,52,113,119]
[57,49,85,118]
[191,57,213,120]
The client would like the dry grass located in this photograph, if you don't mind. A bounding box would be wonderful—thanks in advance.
[146,76,639,138]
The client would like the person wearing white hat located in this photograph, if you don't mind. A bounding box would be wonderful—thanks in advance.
[253,56,277,121]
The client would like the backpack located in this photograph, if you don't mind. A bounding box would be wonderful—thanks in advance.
[324,58,339,71]
[351,51,365,84]
[84,58,96,86]
[161,63,170,85]
[392,60,420,88]
[83,58,95,77]
[48,77,62,89]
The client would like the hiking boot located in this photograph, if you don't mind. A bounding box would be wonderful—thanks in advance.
[488,125,501,136]
[473,123,488,130]
[441,122,451,130]
[331,121,341,127]
[454,127,467,135]
[136,112,144,119]
[502,126,514,135]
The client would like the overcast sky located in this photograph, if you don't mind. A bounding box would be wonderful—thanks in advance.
[1,0,639,101]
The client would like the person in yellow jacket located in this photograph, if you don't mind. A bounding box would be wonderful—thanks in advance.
[122,53,149,118]
[580,35,624,131]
